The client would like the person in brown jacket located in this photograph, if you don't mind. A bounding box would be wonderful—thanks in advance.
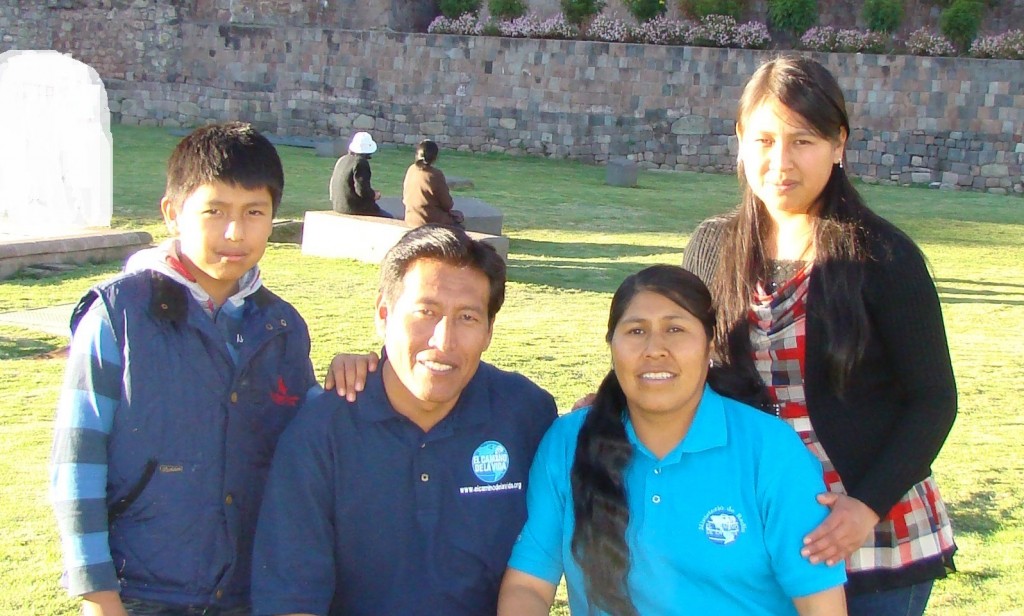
[402,139,463,228]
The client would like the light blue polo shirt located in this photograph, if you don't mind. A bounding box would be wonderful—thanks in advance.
[507,385,846,615]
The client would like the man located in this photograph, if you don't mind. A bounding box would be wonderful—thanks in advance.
[328,131,391,217]
[252,225,557,616]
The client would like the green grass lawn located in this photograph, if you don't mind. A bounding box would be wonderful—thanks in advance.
[2,125,1022,615]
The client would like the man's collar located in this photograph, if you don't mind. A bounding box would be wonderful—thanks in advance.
[354,361,494,432]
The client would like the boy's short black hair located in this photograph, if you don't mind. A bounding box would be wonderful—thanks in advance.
[379,224,506,323]
[164,122,284,214]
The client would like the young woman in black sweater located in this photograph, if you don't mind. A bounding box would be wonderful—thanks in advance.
[684,55,956,616]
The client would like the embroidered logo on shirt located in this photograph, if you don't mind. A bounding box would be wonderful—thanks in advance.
[700,506,747,545]
[471,440,509,483]
[269,376,299,407]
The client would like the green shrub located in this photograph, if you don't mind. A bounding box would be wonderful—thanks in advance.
[766,0,817,35]
[479,19,502,35]
[940,0,984,49]
[862,0,903,33]
[439,0,481,18]
[624,0,668,21]
[488,0,527,19]
[678,0,743,20]
[560,0,607,25]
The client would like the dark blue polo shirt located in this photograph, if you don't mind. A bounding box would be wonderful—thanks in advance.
[251,361,557,616]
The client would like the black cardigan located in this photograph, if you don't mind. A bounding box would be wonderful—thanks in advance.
[683,215,957,521]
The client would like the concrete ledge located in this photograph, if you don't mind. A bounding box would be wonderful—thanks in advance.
[376,196,504,236]
[301,210,508,264]
[0,229,153,280]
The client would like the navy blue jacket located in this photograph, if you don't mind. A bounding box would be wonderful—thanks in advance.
[62,270,316,607]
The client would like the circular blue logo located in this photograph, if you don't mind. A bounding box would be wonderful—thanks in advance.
[471,440,509,483]
[701,507,745,545]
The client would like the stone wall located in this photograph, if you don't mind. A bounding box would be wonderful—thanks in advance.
[1,2,1022,195]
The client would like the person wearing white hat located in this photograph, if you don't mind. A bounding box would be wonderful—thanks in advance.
[329,131,392,217]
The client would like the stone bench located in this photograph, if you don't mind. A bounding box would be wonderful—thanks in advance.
[376,196,503,236]
[0,229,152,280]
[301,210,509,264]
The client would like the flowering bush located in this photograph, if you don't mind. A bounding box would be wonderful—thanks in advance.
[905,27,957,56]
[801,26,887,53]
[690,14,738,47]
[498,13,544,37]
[586,14,633,42]
[630,14,691,45]
[800,26,838,50]
[536,13,580,39]
[734,21,772,49]
[427,13,483,35]
[969,29,1024,59]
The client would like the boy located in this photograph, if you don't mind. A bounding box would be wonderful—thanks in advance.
[51,122,319,615]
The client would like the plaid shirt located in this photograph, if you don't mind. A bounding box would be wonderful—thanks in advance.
[749,265,956,574]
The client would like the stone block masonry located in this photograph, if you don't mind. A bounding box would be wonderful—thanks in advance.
[1,1,1021,196]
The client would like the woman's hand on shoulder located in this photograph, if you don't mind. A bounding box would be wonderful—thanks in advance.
[324,351,380,402]
[801,493,880,566]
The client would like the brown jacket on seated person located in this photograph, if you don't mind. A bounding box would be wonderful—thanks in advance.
[402,139,463,228]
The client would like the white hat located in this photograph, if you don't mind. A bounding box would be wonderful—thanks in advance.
[349,131,378,154]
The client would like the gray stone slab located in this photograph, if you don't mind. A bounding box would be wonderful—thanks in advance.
[606,158,639,187]
[0,229,152,280]
[0,303,76,337]
[270,219,303,244]
[446,176,475,190]
[301,210,508,264]
[314,138,348,158]
[376,196,503,236]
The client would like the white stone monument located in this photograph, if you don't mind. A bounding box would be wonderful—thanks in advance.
[0,50,112,235]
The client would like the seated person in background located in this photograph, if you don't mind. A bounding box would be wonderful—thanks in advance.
[329,131,391,217]
[251,224,557,616]
[403,139,464,228]
[497,265,848,616]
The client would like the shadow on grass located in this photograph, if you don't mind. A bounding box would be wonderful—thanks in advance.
[945,487,1021,538]
[508,260,648,294]
[511,238,674,260]
[0,332,67,360]
[937,282,1024,306]
[937,278,1024,290]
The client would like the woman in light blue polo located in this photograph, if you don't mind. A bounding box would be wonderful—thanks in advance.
[498,265,847,615]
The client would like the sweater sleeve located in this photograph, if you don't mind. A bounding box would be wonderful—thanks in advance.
[50,302,123,595]
[851,233,958,516]
[682,216,728,287]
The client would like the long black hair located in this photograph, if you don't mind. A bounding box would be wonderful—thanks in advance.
[713,54,881,392]
[570,265,768,615]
